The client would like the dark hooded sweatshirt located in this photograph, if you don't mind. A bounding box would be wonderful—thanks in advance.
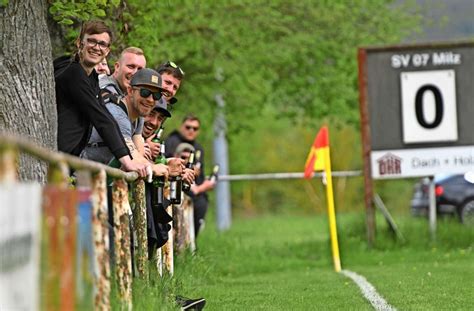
[54,55,129,159]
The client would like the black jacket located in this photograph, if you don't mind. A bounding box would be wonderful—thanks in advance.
[165,130,206,196]
[54,55,129,158]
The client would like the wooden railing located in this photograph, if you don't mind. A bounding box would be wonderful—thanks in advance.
[0,133,194,310]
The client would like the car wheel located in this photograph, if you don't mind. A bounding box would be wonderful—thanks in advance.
[460,200,474,226]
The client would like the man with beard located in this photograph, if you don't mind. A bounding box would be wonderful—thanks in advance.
[141,98,170,161]
[82,68,173,178]
[141,61,185,159]
[54,20,147,177]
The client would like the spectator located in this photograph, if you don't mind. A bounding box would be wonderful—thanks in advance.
[165,115,216,237]
[157,61,185,107]
[81,68,175,178]
[95,57,110,76]
[100,47,146,100]
[142,98,171,161]
[53,20,147,176]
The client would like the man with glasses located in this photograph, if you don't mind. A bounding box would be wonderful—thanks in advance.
[165,114,216,238]
[54,20,147,177]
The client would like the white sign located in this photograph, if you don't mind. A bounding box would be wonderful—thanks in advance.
[0,183,42,311]
[371,146,474,179]
[400,70,457,144]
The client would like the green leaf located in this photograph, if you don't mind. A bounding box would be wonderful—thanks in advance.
[94,9,106,17]
[59,18,74,25]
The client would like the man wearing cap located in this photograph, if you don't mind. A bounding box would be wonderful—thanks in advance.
[82,68,170,177]
[141,98,171,161]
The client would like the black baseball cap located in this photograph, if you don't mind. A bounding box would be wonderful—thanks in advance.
[131,68,165,91]
[154,98,171,118]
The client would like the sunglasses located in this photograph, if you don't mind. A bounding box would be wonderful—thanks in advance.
[185,125,199,131]
[134,87,162,100]
[163,61,185,76]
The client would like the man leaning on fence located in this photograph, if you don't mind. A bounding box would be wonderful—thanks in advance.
[99,47,146,105]
[165,114,216,238]
[82,68,175,179]
[53,20,147,177]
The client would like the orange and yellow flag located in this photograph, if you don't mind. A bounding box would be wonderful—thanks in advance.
[304,126,329,179]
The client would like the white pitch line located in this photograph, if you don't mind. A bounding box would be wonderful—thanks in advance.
[341,269,396,311]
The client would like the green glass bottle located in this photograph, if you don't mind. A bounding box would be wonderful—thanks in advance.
[182,151,195,192]
[209,164,220,183]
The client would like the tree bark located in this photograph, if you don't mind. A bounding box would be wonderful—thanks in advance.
[0,0,57,182]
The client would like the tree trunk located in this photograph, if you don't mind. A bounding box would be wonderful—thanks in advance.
[0,0,57,183]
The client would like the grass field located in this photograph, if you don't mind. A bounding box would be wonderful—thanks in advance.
[129,212,474,310]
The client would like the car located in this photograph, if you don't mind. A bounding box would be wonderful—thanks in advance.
[410,173,474,225]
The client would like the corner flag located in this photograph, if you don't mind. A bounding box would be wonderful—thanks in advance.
[303,126,342,272]
[304,126,329,178]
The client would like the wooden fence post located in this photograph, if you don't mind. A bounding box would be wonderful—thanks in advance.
[42,162,77,311]
[112,179,132,310]
[0,145,18,182]
[162,204,174,276]
[91,169,110,310]
[132,179,148,279]
[173,194,195,254]
[47,161,69,188]
[173,199,186,254]
[186,196,196,253]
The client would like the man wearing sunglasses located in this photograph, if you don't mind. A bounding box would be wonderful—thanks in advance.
[165,114,216,238]
[54,20,148,177]
[82,68,172,178]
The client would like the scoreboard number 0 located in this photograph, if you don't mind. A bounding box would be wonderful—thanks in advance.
[415,84,443,129]
[400,70,457,144]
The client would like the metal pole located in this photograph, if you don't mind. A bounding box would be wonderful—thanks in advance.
[214,93,232,231]
[358,48,376,247]
[428,176,437,241]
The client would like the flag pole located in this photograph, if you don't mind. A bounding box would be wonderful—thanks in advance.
[324,146,342,272]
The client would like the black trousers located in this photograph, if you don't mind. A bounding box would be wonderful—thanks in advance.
[192,194,209,237]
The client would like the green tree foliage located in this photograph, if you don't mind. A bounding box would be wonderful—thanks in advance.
[47,0,423,213]
[127,0,421,132]
[48,0,131,55]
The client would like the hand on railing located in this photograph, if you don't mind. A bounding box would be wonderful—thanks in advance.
[118,155,148,178]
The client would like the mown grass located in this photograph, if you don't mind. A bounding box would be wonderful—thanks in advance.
[125,212,474,310]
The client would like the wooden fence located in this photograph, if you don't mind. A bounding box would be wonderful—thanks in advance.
[0,134,195,310]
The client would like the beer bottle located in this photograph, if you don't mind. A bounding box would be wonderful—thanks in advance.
[182,151,195,192]
[209,165,220,183]
[153,143,167,205]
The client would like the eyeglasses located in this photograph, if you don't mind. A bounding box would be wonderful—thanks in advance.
[84,38,110,51]
[163,61,185,76]
[185,125,199,131]
[134,87,162,100]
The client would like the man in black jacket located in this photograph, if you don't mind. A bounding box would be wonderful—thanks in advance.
[165,114,216,237]
[54,20,147,176]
